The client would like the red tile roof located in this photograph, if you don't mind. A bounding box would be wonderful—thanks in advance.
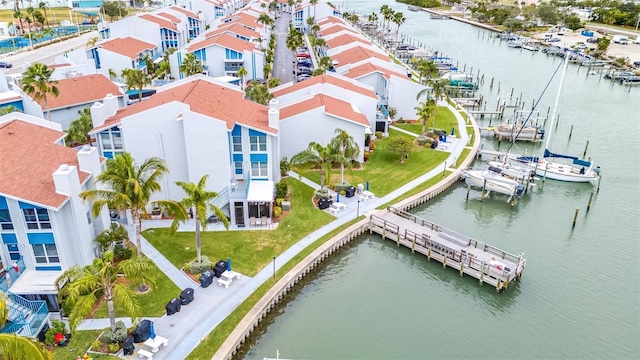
[100,37,157,59]
[318,24,357,37]
[92,78,274,134]
[272,74,377,99]
[326,33,371,49]
[279,94,369,126]
[170,5,199,18]
[318,16,345,26]
[205,22,260,39]
[0,120,90,208]
[332,46,389,67]
[343,62,407,80]
[219,13,262,29]
[140,14,178,31]
[157,12,182,23]
[32,74,121,111]
[187,32,257,52]
[48,63,72,69]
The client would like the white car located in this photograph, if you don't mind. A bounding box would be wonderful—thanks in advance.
[633,38,640,45]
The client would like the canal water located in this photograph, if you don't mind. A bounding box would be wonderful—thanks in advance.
[242,2,640,359]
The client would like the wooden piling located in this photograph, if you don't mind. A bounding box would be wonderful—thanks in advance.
[587,192,594,212]
[597,175,602,194]
[466,185,470,200]
[583,140,589,158]
[569,125,573,139]
[572,208,579,228]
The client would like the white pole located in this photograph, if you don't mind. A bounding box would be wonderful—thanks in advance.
[545,55,569,150]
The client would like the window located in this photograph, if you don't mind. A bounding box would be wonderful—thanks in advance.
[112,132,123,149]
[232,136,242,152]
[235,161,243,175]
[100,132,112,150]
[251,162,268,177]
[23,208,51,230]
[86,211,92,225]
[250,136,267,152]
[32,243,59,264]
[0,209,13,230]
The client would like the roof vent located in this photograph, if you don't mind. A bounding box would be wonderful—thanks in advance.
[81,145,91,152]
[59,164,70,171]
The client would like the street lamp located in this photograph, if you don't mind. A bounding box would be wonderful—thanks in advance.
[357,200,360,218]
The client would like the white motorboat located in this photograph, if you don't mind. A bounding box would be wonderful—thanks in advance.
[463,168,526,202]
[521,42,539,51]
[492,122,544,142]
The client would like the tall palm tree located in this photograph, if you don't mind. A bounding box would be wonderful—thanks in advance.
[13,10,24,35]
[0,333,52,360]
[155,60,172,81]
[79,152,187,255]
[173,175,230,264]
[55,251,156,333]
[179,53,203,77]
[290,142,341,191]
[414,59,439,85]
[65,107,92,145]
[257,12,274,30]
[141,53,156,75]
[368,12,378,24]
[21,62,59,121]
[121,69,151,102]
[286,27,303,77]
[393,12,406,39]
[415,99,436,135]
[237,66,247,89]
[330,129,360,185]
[38,1,48,28]
[310,0,318,17]
[94,222,129,254]
[245,83,273,105]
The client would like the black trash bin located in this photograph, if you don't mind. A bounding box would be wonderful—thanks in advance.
[180,288,195,305]
[200,271,214,288]
[132,320,152,343]
[430,139,439,149]
[317,197,332,210]
[212,260,228,278]
[166,298,181,315]
[345,186,356,198]
[122,336,135,355]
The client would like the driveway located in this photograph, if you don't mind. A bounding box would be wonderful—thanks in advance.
[273,11,295,84]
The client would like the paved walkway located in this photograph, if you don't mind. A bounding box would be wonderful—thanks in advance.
[78,90,472,360]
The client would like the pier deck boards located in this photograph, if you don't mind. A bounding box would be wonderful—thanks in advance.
[370,207,526,291]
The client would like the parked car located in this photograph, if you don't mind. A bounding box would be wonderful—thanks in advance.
[296,53,310,58]
[548,38,561,43]
[296,57,309,62]
[0,62,12,68]
[297,74,312,81]
[296,69,313,76]
[586,37,598,44]
[297,60,312,67]
[633,61,640,67]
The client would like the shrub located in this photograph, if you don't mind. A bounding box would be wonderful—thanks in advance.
[45,320,68,345]
[314,188,330,200]
[334,183,351,193]
[275,198,284,206]
[375,131,382,139]
[92,340,102,351]
[108,343,120,353]
[102,321,127,343]
[273,206,282,218]
[190,255,211,274]
[275,182,288,199]
[416,136,430,146]
[114,246,133,261]
[364,151,370,162]
[280,157,290,176]
[369,140,376,150]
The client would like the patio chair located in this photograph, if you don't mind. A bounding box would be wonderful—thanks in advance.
[249,217,256,227]
[261,216,267,228]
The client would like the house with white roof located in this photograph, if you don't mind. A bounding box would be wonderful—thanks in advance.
[93,36,159,82]
[0,113,110,319]
[88,75,281,228]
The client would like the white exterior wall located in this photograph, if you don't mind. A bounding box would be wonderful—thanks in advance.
[109,17,162,51]
[187,0,218,24]
[182,110,233,193]
[279,107,366,163]
[10,87,45,120]
[120,103,190,204]
[96,50,133,82]
[388,74,426,121]
[49,105,89,130]
[201,47,264,79]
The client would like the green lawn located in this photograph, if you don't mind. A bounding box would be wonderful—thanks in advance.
[144,178,334,277]
[92,261,180,318]
[187,217,362,360]
[295,129,449,197]
[52,330,119,360]
[394,106,460,137]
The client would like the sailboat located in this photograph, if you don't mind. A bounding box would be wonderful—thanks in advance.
[462,167,526,202]
[486,56,601,183]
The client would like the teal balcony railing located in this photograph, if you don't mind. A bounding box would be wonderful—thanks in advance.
[0,257,25,291]
[0,289,49,336]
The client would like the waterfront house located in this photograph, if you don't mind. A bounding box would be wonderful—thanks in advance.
[94,37,159,82]
[103,13,187,54]
[88,75,280,228]
[186,0,243,23]
[0,113,109,327]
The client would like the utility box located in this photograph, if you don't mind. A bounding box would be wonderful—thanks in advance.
[281,201,291,211]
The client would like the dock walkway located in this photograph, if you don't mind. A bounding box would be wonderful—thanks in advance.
[371,207,526,291]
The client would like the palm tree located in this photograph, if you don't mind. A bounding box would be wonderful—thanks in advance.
[237,66,247,89]
[65,107,92,145]
[94,222,129,254]
[22,62,59,121]
[121,69,151,102]
[318,55,332,72]
[415,99,436,135]
[245,83,273,105]
[107,68,117,80]
[173,175,230,264]
[257,13,274,30]
[393,12,406,39]
[55,251,156,333]
[287,0,294,12]
[290,142,341,191]
[38,1,48,29]
[13,10,24,35]
[330,129,360,185]
[413,59,439,85]
[0,105,21,115]
[310,0,318,17]
[368,12,378,24]
[179,53,203,77]
[141,53,156,75]
[0,333,52,360]
[266,77,280,88]
[286,27,303,77]
[79,152,187,255]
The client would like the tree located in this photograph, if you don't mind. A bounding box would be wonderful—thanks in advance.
[564,15,582,31]
[79,152,187,255]
[0,334,52,360]
[0,105,21,116]
[101,1,128,21]
[257,13,274,29]
[330,129,360,185]
[38,2,48,29]
[266,77,280,88]
[310,0,318,17]
[155,61,172,80]
[179,53,203,77]
[286,27,303,77]
[415,99,436,135]
[22,62,59,121]
[55,251,156,333]
[413,58,439,84]
[387,136,413,163]
[173,175,230,264]
[94,222,129,254]
[537,4,558,25]
[121,69,151,102]
[141,53,156,75]
[596,37,611,52]
[393,11,406,39]
[237,66,247,89]
[65,107,92,145]
[245,83,273,105]
[290,142,341,191]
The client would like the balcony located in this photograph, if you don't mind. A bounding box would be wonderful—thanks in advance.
[0,289,49,337]
[136,60,147,70]
[0,257,25,291]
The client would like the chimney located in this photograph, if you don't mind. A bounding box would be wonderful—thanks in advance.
[76,146,101,176]
[90,94,119,129]
[268,98,279,130]
[0,69,8,93]
[53,164,80,197]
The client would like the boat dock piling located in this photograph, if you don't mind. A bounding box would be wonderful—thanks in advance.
[370,207,526,292]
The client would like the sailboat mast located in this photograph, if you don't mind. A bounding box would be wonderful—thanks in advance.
[546,55,570,150]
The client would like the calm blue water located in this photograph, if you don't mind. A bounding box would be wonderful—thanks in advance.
[242,2,640,359]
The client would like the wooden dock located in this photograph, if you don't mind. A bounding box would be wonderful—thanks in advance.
[369,207,526,292]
